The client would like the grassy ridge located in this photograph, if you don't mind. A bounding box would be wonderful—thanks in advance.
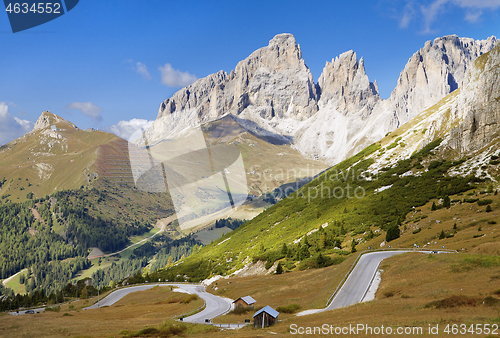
[152,139,480,282]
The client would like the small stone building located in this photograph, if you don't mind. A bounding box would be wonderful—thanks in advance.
[253,305,279,328]
[233,295,256,309]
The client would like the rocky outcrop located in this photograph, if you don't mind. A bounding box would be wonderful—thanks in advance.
[145,34,319,145]
[318,50,380,117]
[231,33,319,120]
[156,34,317,124]
[446,44,500,153]
[33,111,77,131]
[388,35,496,127]
[362,43,500,179]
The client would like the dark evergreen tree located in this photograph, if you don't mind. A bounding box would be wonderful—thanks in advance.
[386,225,400,242]
[443,195,451,208]
[275,262,283,275]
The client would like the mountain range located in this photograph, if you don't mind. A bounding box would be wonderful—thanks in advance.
[142,33,496,165]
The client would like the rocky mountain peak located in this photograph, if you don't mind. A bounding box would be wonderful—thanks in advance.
[318,50,380,116]
[446,43,500,154]
[268,33,300,55]
[150,33,318,146]
[33,111,78,131]
[388,35,497,127]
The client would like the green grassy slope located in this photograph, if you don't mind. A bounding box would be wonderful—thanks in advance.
[152,137,483,282]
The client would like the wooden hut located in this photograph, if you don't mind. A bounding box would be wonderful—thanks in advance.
[233,295,256,309]
[253,306,279,328]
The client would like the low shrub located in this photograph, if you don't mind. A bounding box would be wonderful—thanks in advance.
[230,307,252,315]
[477,199,493,206]
[483,296,500,307]
[383,291,394,298]
[276,303,301,314]
[425,295,478,309]
[181,294,198,304]
[126,322,187,337]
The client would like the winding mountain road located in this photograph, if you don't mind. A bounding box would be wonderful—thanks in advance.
[326,251,420,310]
[81,250,437,322]
[83,283,232,323]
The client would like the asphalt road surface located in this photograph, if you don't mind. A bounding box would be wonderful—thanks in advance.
[84,284,158,310]
[326,251,422,310]
[176,284,232,323]
[83,283,232,323]
[9,307,45,316]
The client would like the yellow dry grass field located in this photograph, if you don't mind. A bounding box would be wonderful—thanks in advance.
[201,252,500,338]
[0,286,207,338]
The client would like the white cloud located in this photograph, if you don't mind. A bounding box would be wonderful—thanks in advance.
[158,63,198,87]
[464,10,483,22]
[421,0,448,34]
[0,102,34,144]
[454,0,500,7]
[398,0,500,33]
[454,0,500,22]
[135,62,152,80]
[66,102,103,121]
[399,2,416,28]
[109,118,154,140]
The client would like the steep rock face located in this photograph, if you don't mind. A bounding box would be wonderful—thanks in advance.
[232,33,318,120]
[447,44,500,153]
[318,50,380,117]
[388,35,496,127]
[155,34,317,127]
[157,70,229,123]
[363,44,500,178]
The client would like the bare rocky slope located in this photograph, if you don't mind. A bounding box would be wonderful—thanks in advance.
[143,33,496,165]
[363,43,500,180]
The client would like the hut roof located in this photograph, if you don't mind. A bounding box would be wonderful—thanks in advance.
[233,295,256,305]
[253,305,279,318]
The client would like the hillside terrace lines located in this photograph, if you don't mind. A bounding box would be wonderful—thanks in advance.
[97,140,138,190]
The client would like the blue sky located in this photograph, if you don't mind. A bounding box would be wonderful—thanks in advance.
[1,0,499,144]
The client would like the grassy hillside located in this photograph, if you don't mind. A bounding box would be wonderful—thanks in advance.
[150,136,486,282]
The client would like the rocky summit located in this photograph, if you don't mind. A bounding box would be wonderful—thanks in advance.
[143,33,497,165]
[387,35,497,128]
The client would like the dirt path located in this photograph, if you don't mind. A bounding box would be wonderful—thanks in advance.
[2,268,27,287]
[87,215,177,259]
